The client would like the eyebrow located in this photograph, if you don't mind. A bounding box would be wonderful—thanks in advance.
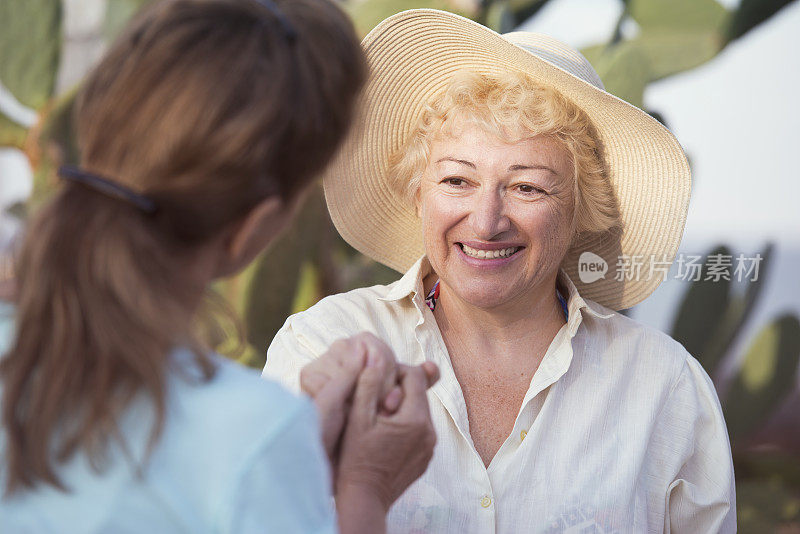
[436,157,557,175]
[436,157,475,169]
[508,164,557,175]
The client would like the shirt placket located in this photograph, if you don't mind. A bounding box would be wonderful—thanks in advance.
[411,295,499,534]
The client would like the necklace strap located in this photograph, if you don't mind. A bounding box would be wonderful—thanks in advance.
[424,279,440,311]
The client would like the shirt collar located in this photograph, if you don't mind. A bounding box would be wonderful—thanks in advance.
[379,255,616,321]
[378,256,431,303]
[557,269,615,322]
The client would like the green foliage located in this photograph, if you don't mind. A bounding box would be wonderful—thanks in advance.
[346,0,469,38]
[484,0,552,33]
[724,314,800,445]
[0,0,61,110]
[667,243,800,451]
[736,450,800,488]
[292,262,324,314]
[737,475,800,532]
[580,0,728,107]
[485,0,515,34]
[584,40,651,109]
[627,0,728,32]
[0,112,27,149]
[31,88,79,206]
[240,186,331,363]
[701,245,774,381]
[104,0,154,40]
[670,245,732,369]
[630,31,722,81]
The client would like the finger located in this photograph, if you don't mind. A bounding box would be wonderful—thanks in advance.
[381,385,403,413]
[310,342,367,411]
[420,361,440,388]
[340,337,369,374]
[350,351,387,426]
[312,364,362,414]
[312,356,366,456]
[358,333,399,402]
[299,369,329,397]
[396,362,438,390]
[395,365,432,417]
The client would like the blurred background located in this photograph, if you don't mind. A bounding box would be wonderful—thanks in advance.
[1,0,799,530]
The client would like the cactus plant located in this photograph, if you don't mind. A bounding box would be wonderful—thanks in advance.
[668,243,800,450]
[724,314,800,445]
[0,0,62,111]
[669,245,735,374]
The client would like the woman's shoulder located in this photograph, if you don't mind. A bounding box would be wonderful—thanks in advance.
[146,350,323,519]
[275,279,411,347]
[301,280,403,318]
[578,298,693,384]
[168,348,312,436]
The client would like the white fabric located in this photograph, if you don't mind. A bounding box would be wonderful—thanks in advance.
[263,257,736,534]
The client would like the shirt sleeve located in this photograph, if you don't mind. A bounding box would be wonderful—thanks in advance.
[262,316,331,394]
[662,355,736,533]
[217,399,337,534]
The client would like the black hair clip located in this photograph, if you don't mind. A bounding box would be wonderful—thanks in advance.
[255,0,297,43]
[58,165,157,214]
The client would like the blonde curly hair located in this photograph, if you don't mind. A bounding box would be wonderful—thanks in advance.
[387,70,621,236]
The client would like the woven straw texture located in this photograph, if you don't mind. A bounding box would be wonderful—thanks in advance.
[323,9,691,310]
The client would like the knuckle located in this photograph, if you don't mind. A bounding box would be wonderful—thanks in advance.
[354,331,375,343]
[330,338,349,352]
[408,365,426,383]
[299,366,313,382]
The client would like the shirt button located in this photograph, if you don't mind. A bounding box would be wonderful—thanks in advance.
[520,430,527,440]
[480,495,492,508]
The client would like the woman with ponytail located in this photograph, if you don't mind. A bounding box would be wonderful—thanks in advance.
[0,0,438,532]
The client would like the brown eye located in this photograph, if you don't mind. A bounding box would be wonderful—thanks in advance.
[443,177,465,186]
[517,184,544,194]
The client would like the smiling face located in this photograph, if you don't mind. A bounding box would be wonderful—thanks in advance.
[418,121,576,311]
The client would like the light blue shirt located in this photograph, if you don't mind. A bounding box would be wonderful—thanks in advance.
[0,301,13,357]
[0,346,337,534]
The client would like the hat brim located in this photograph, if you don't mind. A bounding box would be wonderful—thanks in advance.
[323,9,691,310]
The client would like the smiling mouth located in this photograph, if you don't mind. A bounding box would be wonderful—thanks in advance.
[458,243,523,259]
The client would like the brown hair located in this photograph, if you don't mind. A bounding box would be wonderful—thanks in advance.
[1,0,366,494]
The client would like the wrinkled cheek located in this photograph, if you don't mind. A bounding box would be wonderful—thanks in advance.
[419,197,467,259]
[526,207,574,270]
[420,208,452,270]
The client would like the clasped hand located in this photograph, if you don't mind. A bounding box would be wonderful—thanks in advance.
[300,332,439,511]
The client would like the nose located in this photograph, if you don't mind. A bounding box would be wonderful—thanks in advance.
[469,188,511,239]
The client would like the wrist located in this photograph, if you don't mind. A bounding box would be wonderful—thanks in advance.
[336,478,391,514]
[336,481,388,534]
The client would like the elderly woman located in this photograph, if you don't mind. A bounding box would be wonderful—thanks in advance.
[264,9,735,533]
[0,2,439,532]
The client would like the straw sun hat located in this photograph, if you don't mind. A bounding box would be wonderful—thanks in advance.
[322,9,691,310]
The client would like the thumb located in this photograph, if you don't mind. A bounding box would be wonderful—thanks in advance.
[312,367,359,416]
[350,352,386,426]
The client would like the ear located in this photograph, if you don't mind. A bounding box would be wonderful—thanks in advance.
[214,196,288,278]
[414,183,423,218]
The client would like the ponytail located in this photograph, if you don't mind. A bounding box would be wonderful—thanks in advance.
[1,186,213,493]
[0,0,365,494]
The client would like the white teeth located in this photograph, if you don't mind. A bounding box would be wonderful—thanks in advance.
[461,244,519,259]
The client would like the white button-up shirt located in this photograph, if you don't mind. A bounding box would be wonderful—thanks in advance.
[263,257,736,533]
